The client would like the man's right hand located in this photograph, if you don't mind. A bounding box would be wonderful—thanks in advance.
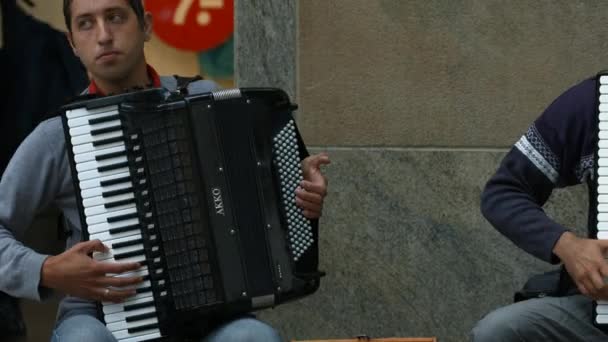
[554,231,608,300]
[41,240,143,303]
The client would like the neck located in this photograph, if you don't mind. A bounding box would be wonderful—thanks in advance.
[92,61,150,95]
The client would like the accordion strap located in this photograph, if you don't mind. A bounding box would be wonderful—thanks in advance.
[173,75,204,95]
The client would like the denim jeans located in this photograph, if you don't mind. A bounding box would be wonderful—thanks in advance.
[470,295,607,341]
[51,312,282,342]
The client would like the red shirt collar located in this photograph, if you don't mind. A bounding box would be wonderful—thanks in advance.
[88,64,161,96]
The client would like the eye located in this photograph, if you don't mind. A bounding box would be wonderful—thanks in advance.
[108,13,125,24]
[77,18,93,30]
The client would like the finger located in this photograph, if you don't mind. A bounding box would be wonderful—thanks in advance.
[600,265,608,279]
[577,281,590,297]
[74,240,108,254]
[97,276,144,288]
[307,153,331,169]
[296,187,324,204]
[303,209,321,219]
[295,197,322,213]
[97,261,142,275]
[583,278,600,299]
[300,180,327,197]
[590,271,606,293]
[95,287,137,304]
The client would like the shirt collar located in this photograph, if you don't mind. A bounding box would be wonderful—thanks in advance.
[87,64,161,96]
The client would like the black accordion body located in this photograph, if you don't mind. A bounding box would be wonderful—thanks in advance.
[60,87,322,341]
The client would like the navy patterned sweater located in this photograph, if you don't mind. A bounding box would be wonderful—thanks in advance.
[482,77,598,265]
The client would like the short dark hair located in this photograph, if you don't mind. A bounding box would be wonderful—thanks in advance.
[63,0,145,32]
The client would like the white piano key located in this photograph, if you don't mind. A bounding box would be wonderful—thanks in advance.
[93,242,144,261]
[598,167,608,177]
[600,104,608,112]
[88,217,140,235]
[108,280,152,294]
[597,232,608,240]
[119,332,162,342]
[92,233,143,257]
[111,326,161,341]
[72,130,123,146]
[105,308,156,327]
[597,305,608,315]
[600,112,608,122]
[98,252,147,265]
[107,317,158,334]
[597,222,608,230]
[600,85,608,94]
[66,105,118,120]
[598,185,608,194]
[73,140,124,155]
[600,75,608,85]
[76,155,128,173]
[67,109,120,128]
[74,145,126,164]
[87,207,138,226]
[80,172,131,191]
[104,281,154,314]
[84,193,134,208]
[78,165,129,182]
[599,131,608,140]
[85,201,135,217]
[599,204,608,213]
[70,120,122,137]
[599,213,608,222]
[81,181,132,199]
[102,290,154,315]
[89,227,140,242]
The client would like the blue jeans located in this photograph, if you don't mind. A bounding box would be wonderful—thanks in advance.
[51,313,283,342]
[470,295,607,341]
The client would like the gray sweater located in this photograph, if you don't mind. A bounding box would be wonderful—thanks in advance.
[0,76,219,321]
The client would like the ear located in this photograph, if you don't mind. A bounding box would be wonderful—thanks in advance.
[143,12,153,42]
[66,31,80,57]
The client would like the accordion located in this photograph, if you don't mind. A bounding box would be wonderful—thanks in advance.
[60,87,322,341]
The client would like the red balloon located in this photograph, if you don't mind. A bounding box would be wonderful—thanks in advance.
[145,0,234,52]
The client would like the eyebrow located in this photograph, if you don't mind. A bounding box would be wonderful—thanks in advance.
[74,6,128,21]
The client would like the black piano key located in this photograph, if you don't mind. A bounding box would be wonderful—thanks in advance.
[105,198,136,209]
[128,323,159,334]
[102,187,134,198]
[135,286,152,294]
[89,114,121,125]
[100,175,132,187]
[107,212,139,223]
[98,161,129,173]
[109,224,140,235]
[125,311,157,323]
[96,150,127,161]
[114,249,145,260]
[91,125,122,136]
[93,136,123,147]
[112,238,143,249]
[124,300,155,312]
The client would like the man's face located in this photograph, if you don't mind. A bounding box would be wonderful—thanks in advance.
[68,0,151,83]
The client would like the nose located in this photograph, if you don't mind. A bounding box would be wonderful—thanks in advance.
[96,19,113,46]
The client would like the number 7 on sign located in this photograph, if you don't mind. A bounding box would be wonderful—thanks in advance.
[174,0,224,26]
